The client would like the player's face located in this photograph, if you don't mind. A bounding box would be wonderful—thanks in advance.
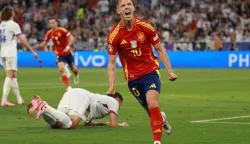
[49,19,58,30]
[117,0,135,21]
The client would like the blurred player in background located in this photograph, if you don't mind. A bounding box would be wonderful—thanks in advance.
[27,88,128,129]
[36,18,78,90]
[106,0,178,144]
[0,6,38,106]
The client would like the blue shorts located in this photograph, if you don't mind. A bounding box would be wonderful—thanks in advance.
[56,54,74,66]
[128,70,161,107]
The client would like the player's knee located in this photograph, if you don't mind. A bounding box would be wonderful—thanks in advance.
[69,115,81,129]
[70,120,79,129]
[7,70,15,78]
[147,100,159,109]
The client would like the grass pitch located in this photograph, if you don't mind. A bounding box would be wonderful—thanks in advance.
[0,68,249,144]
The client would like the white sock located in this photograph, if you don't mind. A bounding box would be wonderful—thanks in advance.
[42,113,57,127]
[1,77,12,102]
[45,104,72,128]
[11,78,23,101]
[64,65,71,78]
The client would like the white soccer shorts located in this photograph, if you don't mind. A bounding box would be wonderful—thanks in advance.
[57,89,91,120]
[2,57,17,71]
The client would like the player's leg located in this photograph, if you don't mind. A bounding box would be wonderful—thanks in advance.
[66,54,79,84]
[34,101,72,128]
[1,58,15,106]
[144,71,171,144]
[68,112,82,129]
[64,64,72,78]
[57,56,71,89]
[42,112,60,128]
[11,68,24,104]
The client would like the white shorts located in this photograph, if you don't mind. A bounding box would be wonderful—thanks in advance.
[57,88,91,120]
[2,57,17,71]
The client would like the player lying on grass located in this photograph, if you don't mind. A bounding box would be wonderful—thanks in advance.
[27,88,128,129]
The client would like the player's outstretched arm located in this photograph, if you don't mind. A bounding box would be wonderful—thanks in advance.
[107,55,117,94]
[109,113,128,128]
[67,35,75,47]
[63,35,75,53]
[153,42,178,81]
[83,121,128,127]
[36,41,47,49]
[16,35,38,59]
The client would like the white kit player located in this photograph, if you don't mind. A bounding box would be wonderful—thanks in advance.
[0,6,38,106]
[27,88,128,129]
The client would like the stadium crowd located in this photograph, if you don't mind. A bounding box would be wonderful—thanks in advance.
[0,0,250,51]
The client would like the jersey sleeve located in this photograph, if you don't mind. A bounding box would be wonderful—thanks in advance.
[44,31,51,42]
[143,23,160,46]
[60,27,71,38]
[107,98,119,116]
[107,33,118,55]
[12,23,22,36]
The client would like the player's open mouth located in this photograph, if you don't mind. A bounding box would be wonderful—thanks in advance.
[125,11,131,16]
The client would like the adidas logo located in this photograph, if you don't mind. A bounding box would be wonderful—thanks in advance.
[120,40,127,45]
[153,129,162,133]
[150,83,156,88]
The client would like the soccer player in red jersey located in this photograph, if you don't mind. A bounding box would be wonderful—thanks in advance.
[106,0,178,144]
[36,18,79,90]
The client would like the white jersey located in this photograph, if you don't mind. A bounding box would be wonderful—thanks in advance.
[0,20,22,57]
[57,88,119,121]
[86,93,119,121]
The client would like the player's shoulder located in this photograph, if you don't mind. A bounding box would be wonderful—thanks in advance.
[135,18,155,32]
[58,27,68,33]
[46,29,53,35]
[5,20,19,27]
[108,22,122,44]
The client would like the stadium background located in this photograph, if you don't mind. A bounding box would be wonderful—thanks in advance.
[0,0,250,144]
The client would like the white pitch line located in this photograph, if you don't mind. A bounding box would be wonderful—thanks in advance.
[191,115,250,123]
[17,76,250,87]
[0,76,247,90]
[191,121,250,125]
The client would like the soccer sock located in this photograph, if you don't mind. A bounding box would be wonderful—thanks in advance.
[61,75,70,87]
[149,107,163,142]
[11,78,23,101]
[1,77,12,102]
[45,104,72,128]
[42,112,57,127]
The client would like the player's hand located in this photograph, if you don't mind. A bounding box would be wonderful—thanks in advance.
[106,87,115,95]
[32,52,38,59]
[169,72,178,81]
[63,48,69,53]
[120,122,129,127]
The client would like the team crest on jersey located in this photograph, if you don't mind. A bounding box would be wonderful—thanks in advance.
[137,31,145,43]
[55,36,58,40]
[130,40,137,49]
[108,44,113,52]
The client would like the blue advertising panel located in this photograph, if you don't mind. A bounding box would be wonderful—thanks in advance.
[0,51,249,68]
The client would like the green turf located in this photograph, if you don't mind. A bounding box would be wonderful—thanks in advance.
[0,68,249,144]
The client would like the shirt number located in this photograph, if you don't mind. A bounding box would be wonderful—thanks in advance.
[131,48,142,57]
[0,29,6,43]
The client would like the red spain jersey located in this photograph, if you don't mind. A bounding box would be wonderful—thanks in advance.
[44,27,72,56]
[107,18,160,81]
